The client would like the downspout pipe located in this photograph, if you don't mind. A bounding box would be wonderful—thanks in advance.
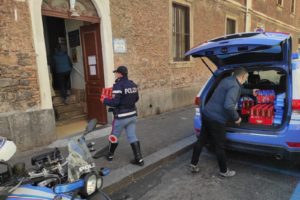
[245,0,252,32]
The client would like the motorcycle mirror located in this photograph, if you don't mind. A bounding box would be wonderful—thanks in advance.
[85,119,98,135]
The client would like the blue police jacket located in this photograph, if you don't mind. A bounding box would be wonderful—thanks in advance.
[104,76,139,119]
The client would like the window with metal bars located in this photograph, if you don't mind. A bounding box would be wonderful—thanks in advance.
[172,3,190,62]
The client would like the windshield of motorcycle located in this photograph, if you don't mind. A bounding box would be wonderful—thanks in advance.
[67,136,95,182]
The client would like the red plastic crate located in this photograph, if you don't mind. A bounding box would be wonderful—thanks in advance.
[249,104,274,125]
[241,100,254,115]
[100,87,112,101]
[256,93,275,104]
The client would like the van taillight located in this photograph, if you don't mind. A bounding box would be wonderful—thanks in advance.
[287,142,300,148]
[194,97,201,106]
[292,99,300,111]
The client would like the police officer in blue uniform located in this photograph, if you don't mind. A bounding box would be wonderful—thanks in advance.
[101,66,144,166]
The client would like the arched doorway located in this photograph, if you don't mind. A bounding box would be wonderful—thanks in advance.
[28,0,115,138]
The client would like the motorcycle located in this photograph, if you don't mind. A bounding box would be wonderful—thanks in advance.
[0,119,111,200]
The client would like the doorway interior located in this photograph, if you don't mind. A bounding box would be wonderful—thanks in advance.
[42,16,106,139]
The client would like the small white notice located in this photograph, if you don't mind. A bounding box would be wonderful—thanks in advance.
[88,56,96,65]
[113,38,127,53]
[89,65,96,75]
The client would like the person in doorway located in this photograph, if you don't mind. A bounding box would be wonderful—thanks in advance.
[97,66,144,166]
[52,45,73,104]
[190,67,258,177]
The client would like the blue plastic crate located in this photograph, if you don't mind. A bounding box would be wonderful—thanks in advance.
[274,118,282,125]
[275,105,284,110]
[274,115,283,119]
[274,101,284,107]
[276,93,286,100]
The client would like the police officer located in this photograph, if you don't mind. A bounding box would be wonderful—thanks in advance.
[100,66,144,166]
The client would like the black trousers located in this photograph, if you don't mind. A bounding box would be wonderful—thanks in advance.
[57,71,71,100]
[191,115,227,173]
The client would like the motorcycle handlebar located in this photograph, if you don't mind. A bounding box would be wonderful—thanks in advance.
[28,161,68,179]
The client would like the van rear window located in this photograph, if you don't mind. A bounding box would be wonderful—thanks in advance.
[208,44,283,66]
[210,33,260,42]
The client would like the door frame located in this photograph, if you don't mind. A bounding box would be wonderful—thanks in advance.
[27,0,115,121]
[42,8,100,23]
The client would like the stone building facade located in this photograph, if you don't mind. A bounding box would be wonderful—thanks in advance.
[0,0,54,150]
[0,0,299,150]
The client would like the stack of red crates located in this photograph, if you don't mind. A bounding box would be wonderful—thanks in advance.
[248,90,275,126]
[100,87,112,101]
[256,93,275,103]
[249,104,274,125]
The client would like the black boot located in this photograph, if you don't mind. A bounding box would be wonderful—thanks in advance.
[93,142,118,159]
[130,141,144,166]
[105,142,118,161]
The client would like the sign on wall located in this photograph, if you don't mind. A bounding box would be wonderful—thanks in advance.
[68,30,80,48]
[113,38,127,53]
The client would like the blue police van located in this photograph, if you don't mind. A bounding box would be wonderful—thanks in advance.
[186,32,300,160]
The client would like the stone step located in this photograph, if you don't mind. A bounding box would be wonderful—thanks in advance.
[56,109,86,121]
[54,103,85,113]
[52,95,77,106]
[54,90,69,97]
[56,114,87,126]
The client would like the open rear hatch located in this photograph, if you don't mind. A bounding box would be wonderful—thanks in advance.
[187,32,292,131]
[185,32,291,71]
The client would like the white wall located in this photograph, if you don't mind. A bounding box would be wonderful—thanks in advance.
[64,19,85,89]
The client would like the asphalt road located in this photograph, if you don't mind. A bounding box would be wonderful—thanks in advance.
[111,149,300,200]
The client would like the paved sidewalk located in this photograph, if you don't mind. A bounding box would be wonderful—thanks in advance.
[10,106,197,194]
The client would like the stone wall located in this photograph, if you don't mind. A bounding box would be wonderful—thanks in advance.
[0,0,55,151]
[252,0,299,26]
[110,0,205,116]
[0,109,55,151]
[0,0,40,112]
[251,0,300,51]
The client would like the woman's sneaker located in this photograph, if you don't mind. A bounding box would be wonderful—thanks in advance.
[189,164,200,173]
[219,169,236,177]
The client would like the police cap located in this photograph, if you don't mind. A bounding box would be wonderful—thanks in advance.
[113,66,128,75]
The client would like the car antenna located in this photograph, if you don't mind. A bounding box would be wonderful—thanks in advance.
[200,57,216,77]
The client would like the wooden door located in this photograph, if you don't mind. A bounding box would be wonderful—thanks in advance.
[80,23,107,124]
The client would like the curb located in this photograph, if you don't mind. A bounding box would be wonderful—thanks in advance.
[102,135,196,194]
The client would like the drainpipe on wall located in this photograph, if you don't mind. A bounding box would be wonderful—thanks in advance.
[245,0,252,32]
